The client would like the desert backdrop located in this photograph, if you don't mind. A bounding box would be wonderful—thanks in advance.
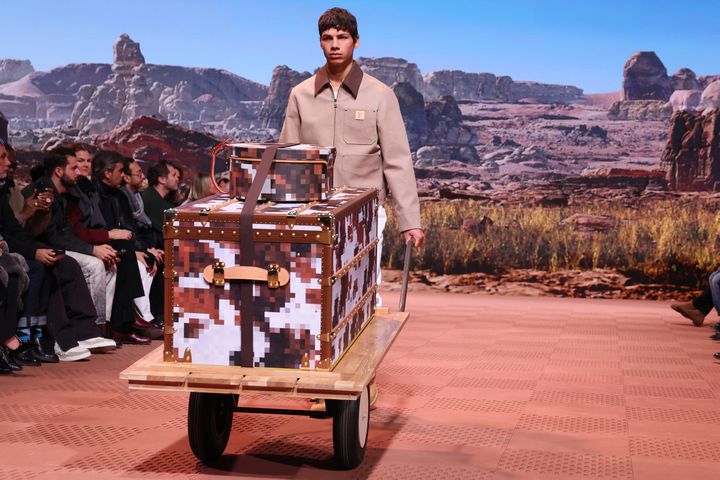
[2,33,719,300]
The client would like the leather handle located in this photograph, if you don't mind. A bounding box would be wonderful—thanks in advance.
[203,263,290,288]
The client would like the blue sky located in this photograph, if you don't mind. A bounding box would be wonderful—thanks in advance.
[3,0,719,93]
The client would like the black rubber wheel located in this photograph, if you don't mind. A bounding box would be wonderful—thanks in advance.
[331,385,370,469]
[187,392,235,463]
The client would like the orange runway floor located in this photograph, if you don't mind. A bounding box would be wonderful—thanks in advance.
[1,292,720,479]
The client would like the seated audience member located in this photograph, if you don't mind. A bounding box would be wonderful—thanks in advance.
[216,172,230,192]
[142,160,181,246]
[142,160,181,323]
[182,172,213,205]
[62,149,155,344]
[0,142,114,362]
[0,149,56,362]
[120,157,164,329]
[80,151,159,339]
[29,147,117,330]
[0,233,30,373]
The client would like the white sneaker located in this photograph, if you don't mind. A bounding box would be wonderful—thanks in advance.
[54,343,91,362]
[78,337,117,352]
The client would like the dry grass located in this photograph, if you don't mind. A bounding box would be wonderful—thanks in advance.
[382,199,720,288]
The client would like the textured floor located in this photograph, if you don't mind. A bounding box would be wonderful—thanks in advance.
[1,292,719,479]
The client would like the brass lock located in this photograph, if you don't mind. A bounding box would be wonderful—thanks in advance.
[212,261,225,287]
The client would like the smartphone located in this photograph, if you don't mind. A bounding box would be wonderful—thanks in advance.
[52,249,65,255]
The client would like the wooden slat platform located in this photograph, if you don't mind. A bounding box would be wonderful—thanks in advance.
[119,309,409,400]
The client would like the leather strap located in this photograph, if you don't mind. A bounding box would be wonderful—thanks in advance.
[203,265,290,287]
[238,143,297,367]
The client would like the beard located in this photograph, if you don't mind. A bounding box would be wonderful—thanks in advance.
[60,174,77,189]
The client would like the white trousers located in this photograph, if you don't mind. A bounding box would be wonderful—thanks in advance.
[65,251,117,325]
[376,205,387,307]
[134,259,155,321]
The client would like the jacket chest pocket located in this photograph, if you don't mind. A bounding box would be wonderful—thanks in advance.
[342,108,378,145]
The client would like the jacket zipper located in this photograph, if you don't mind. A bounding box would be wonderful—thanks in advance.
[332,88,338,147]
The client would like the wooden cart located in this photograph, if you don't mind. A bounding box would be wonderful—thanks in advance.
[120,241,414,469]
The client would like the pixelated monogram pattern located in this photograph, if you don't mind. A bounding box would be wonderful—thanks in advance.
[228,143,335,202]
[331,292,375,364]
[231,160,331,202]
[172,239,323,368]
[168,187,378,370]
[334,192,378,271]
[230,143,335,161]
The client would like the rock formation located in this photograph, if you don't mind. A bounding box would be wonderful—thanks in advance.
[607,100,672,121]
[416,95,479,166]
[94,116,218,174]
[0,60,34,85]
[699,80,720,111]
[72,34,158,134]
[667,90,703,112]
[392,82,427,151]
[670,68,700,91]
[423,71,498,101]
[258,65,311,131]
[622,52,672,101]
[423,70,584,103]
[0,35,266,132]
[661,109,720,191]
[112,34,144,72]
[0,110,7,143]
[356,57,423,92]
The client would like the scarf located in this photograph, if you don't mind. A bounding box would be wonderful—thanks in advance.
[120,185,152,229]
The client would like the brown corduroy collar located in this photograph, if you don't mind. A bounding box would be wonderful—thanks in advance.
[314,61,364,98]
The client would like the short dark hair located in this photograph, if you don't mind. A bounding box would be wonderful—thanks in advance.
[318,8,358,41]
[147,159,181,187]
[92,150,125,181]
[63,142,93,155]
[30,163,45,181]
[45,146,76,177]
[44,153,69,177]
[49,145,76,160]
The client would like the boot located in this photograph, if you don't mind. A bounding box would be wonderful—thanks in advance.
[32,336,59,363]
[0,347,23,371]
[670,301,706,327]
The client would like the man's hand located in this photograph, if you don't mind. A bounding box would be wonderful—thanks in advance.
[35,248,59,266]
[92,244,117,263]
[402,228,425,248]
[136,251,157,276]
[109,229,133,240]
[147,248,164,264]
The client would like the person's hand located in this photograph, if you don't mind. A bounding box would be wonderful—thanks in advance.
[147,248,164,264]
[36,189,54,209]
[92,244,117,263]
[402,228,425,249]
[35,248,59,266]
[136,251,157,276]
[109,229,133,240]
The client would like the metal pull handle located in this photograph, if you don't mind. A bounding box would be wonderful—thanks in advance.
[203,262,290,288]
[399,238,415,312]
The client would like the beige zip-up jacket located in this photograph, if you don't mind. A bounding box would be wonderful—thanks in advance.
[279,62,421,232]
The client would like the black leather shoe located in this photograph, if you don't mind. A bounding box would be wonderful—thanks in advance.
[111,331,151,345]
[12,341,41,367]
[714,352,720,360]
[1,347,23,371]
[32,337,59,363]
[0,348,15,373]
